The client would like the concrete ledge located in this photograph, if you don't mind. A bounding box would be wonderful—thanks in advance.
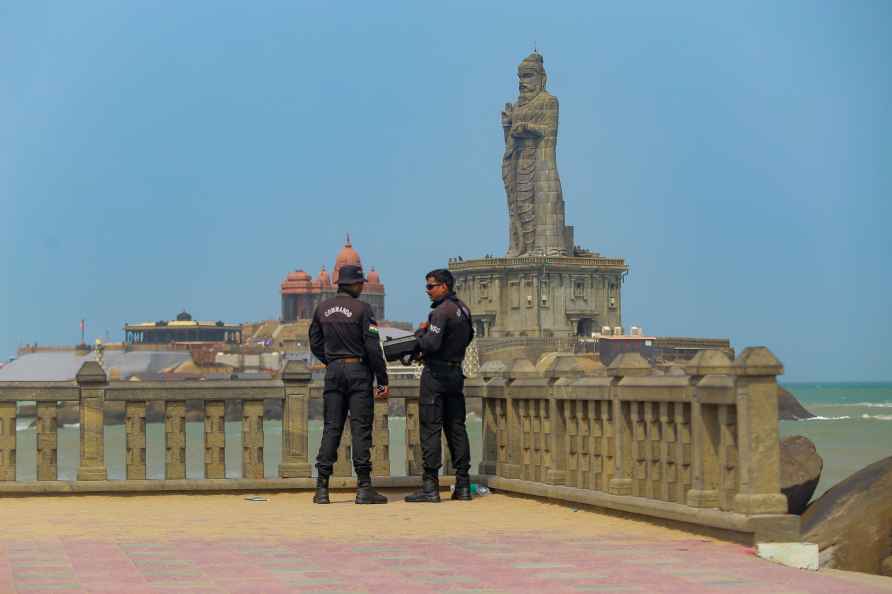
[0,475,462,495]
[481,475,801,543]
[757,542,819,570]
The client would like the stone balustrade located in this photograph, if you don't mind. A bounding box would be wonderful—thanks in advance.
[0,348,799,542]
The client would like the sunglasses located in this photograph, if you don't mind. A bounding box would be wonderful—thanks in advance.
[425,283,443,290]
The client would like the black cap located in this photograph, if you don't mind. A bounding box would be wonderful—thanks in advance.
[338,264,366,285]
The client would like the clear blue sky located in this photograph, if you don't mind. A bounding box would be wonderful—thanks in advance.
[2,2,890,382]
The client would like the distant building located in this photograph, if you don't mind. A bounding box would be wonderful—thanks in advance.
[124,311,242,345]
[280,236,385,322]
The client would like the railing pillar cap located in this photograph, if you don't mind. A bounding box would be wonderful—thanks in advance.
[480,360,510,380]
[684,350,736,376]
[76,361,107,385]
[508,358,541,380]
[735,346,784,376]
[536,352,605,379]
[282,360,312,382]
[606,352,653,377]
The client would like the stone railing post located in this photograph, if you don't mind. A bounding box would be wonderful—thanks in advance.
[606,353,652,496]
[504,359,540,480]
[478,373,505,477]
[76,361,108,480]
[732,347,788,514]
[279,360,312,478]
[685,350,736,509]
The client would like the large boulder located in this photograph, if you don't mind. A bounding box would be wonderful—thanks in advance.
[780,435,823,515]
[778,386,816,420]
[802,456,892,575]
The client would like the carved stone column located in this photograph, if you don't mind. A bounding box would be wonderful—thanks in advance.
[732,347,788,514]
[76,361,108,481]
[279,361,312,478]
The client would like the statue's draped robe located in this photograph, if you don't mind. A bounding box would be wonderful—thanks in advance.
[502,91,567,256]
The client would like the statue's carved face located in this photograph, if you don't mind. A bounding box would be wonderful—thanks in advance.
[518,67,543,103]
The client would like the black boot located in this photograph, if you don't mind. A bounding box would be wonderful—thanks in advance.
[355,474,388,504]
[313,475,330,504]
[451,475,472,501]
[405,474,441,503]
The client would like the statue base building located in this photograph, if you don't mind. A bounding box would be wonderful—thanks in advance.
[450,254,628,338]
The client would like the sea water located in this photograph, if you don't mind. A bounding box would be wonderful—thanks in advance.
[780,382,892,498]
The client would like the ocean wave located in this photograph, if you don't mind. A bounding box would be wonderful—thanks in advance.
[861,414,892,421]
[805,415,852,421]
[854,402,892,408]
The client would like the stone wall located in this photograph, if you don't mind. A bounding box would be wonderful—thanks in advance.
[0,349,798,543]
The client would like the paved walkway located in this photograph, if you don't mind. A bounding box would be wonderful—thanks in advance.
[1,489,891,593]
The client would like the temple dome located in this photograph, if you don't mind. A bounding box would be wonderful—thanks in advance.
[332,235,362,284]
[367,269,381,284]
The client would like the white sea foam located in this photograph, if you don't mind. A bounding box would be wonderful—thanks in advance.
[853,402,892,408]
[860,414,892,421]
[805,415,852,421]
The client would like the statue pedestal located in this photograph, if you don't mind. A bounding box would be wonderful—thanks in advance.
[449,255,628,340]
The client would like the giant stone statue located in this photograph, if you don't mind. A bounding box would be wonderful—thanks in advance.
[501,52,572,257]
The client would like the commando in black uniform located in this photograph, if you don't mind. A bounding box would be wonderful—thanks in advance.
[309,265,389,504]
[406,269,475,503]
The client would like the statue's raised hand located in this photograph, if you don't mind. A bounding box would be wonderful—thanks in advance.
[501,102,513,128]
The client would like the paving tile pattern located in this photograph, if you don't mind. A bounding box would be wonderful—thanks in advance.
[0,534,889,594]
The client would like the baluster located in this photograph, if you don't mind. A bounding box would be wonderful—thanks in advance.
[496,399,509,476]
[204,401,226,479]
[164,402,186,480]
[658,402,671,501]
[0,402,15,481]
[371,400,389,478]
[718,404,738,510]
[644,401,658,499]
[630,401,646,497]
[125,402,146,480]
[242,401,264,479]
[566,401,579,487]
[37,403,58,481]
[600,399,614,492]
[479,394,498,476]
[676,403,692,503]
[519,399,531,479]
[406,399,423,476]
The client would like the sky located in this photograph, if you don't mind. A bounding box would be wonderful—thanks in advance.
[1,1,890,382]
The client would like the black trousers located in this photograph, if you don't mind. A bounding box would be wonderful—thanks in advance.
[420,363,471,478]
[315,359,374,478]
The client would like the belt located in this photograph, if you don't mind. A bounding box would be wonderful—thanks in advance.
[426,360,462,369]
[335,357,362,364]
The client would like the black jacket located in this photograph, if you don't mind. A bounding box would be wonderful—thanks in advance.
[417,293,474,364]
[309,293,389,386]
